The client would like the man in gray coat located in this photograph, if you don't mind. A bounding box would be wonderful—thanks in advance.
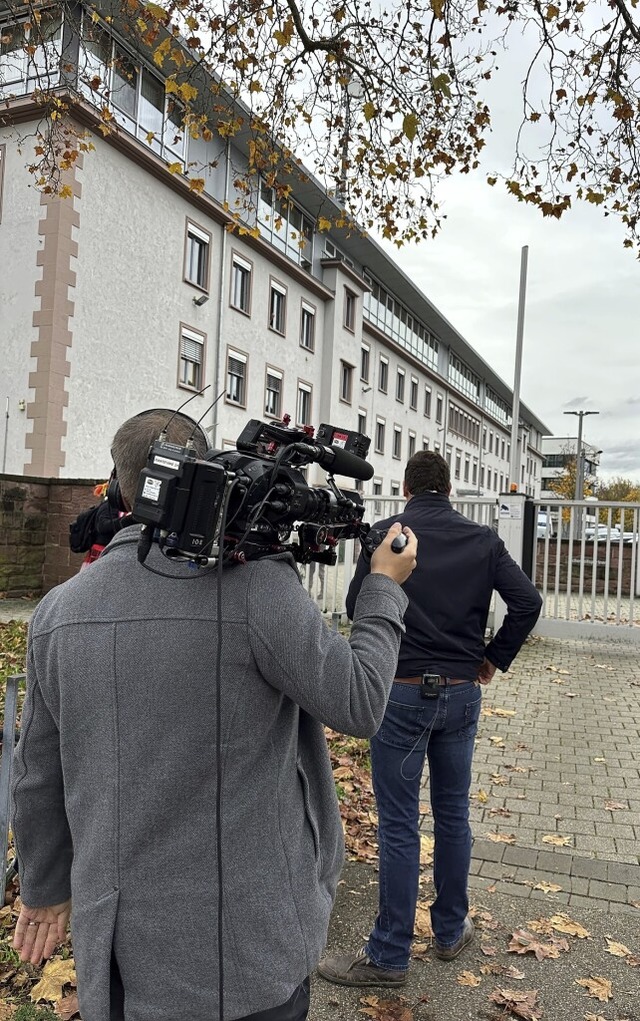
[11,409,417,1021]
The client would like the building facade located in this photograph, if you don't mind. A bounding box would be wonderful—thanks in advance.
[0,2,549,496]
[540,436,601,499]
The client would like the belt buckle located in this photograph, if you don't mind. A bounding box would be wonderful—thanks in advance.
[420,673,441,699]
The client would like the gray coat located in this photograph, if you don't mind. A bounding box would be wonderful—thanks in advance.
[12,528,408,1021]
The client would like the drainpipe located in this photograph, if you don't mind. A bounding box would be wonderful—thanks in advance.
[211,140,231,449]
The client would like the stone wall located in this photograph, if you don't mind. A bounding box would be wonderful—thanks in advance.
[0,475,102,597]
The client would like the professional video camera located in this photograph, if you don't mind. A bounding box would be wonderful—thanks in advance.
[131,415,397,568]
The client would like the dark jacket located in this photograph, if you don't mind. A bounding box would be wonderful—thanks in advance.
[347,492,542,680]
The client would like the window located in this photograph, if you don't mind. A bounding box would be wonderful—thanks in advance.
[184,221,210,291]
[299,301,315,350]
[424,386,432,417]
[464,457,470,483]
[410,377,418,411]
[489,431,494,454]
[179,326,205,390]
[269,280,287,334]
[391,482,400,497]
[0,10,63,96]
[344,289,356,331]
[375,418,386,454]
[487,467,492,489]
[436,394,443,424]
[455,449,461,480]
[78,25,186,165]
[434,442,441,453]
[445,445,452,467]
[501,439,506,460]
[378,355,389,393]
[393,426,402,460]
[423,437,429,451]
[396,368,405,403]
[472,460,478,485]
[357,411,367,437]
[230,253,252,314]
[360,344,370,382]
[408,431,416,458]
[483,427,487,450]
[373,478,382,516]
[297,381,312,425]
[226,348,247,406]
[340,361,354,404]
[265,367,283,418]
[257,182,314,268]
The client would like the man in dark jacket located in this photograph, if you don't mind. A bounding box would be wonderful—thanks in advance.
[318,450,542,987]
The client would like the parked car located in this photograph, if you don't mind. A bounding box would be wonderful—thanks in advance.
[536,512,556,539]
[584,524,621,541]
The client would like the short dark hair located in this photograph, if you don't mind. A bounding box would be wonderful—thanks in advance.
[404,450,450,495]
[111,410,208,508]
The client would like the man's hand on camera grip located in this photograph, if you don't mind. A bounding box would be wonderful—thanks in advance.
[370,523,417,586]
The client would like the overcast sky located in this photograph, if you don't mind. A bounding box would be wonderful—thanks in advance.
[376,27,640,484]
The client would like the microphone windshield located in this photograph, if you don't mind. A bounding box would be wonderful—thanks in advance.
[321,444,374,481]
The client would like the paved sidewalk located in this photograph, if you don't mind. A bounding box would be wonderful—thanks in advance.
[417,633,640,913]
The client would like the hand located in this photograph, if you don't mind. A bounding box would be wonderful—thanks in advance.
[370,523,417,586]
[476,657,497,686]
[13,900,71,966]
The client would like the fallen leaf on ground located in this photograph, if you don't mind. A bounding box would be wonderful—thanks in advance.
[604,937,632,958]
[576,976,612,1002]
[484,832,516,844]
[414,901,433,938]
[489,736,505,746]
[490,987,542,1020]
[0,1004,15,1020]
[420,834,434,865]
[549,913,591,938]
[583,1013,606,1021]
[508,928,568,961]
[490,773,510,785]
[541,834,573,847]
[30,958,77,1004]
[458,970,481,986]
[593,757,606,763]
[604,801,627,811]
[533,881,563,893]
[359,994,414,1020]
[489,807,512,818]
[56,991,81,1019]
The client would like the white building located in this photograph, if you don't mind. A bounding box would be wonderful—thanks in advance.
[540,436,601,498]
[0,2,550,497]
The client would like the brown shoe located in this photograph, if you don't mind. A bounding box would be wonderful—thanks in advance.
[433,916,475,961]
[317,952,407,987]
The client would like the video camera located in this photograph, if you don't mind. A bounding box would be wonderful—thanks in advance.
[131,415,386,567]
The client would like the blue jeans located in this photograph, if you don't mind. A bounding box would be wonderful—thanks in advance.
[366,680,482,971]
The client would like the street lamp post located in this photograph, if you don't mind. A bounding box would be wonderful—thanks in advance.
[563,409,599,532]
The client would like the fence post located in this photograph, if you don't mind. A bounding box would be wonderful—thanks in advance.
[1,674,22,893]
[494,493,527,631]
[331,612,342,633]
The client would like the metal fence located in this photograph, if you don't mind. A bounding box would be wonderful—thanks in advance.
[301,494,640,638]
[534,500,640,634]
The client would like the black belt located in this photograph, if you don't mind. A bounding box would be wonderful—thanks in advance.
[394,675,472,686]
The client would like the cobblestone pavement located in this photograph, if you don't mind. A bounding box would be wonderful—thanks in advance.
[419,633,640,911]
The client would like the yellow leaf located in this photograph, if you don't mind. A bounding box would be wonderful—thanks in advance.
[30,958,77,1004]
[152,37,171,67]
[178,82,198,103]
[317,216,332,232]
[604,937,632,957]
[475,789,489,803]
[167,162,183,174]
[457,970,481,986]
[420,834,434,864]
[363,101,376,122]
[576,976,612,1002]
[414,900,433,938]
[546,3,560,18]
[549,913,591,938]
[143,2,168,21]
[188,177,205,193]
[431,0,445,17]
[533,881,562,893]
[541,834,573,847]
[484,832,516,844]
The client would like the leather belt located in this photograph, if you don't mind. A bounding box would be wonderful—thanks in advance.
[394,675,472,686]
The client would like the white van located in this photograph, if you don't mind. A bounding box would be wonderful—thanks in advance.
[537,512,555,539]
